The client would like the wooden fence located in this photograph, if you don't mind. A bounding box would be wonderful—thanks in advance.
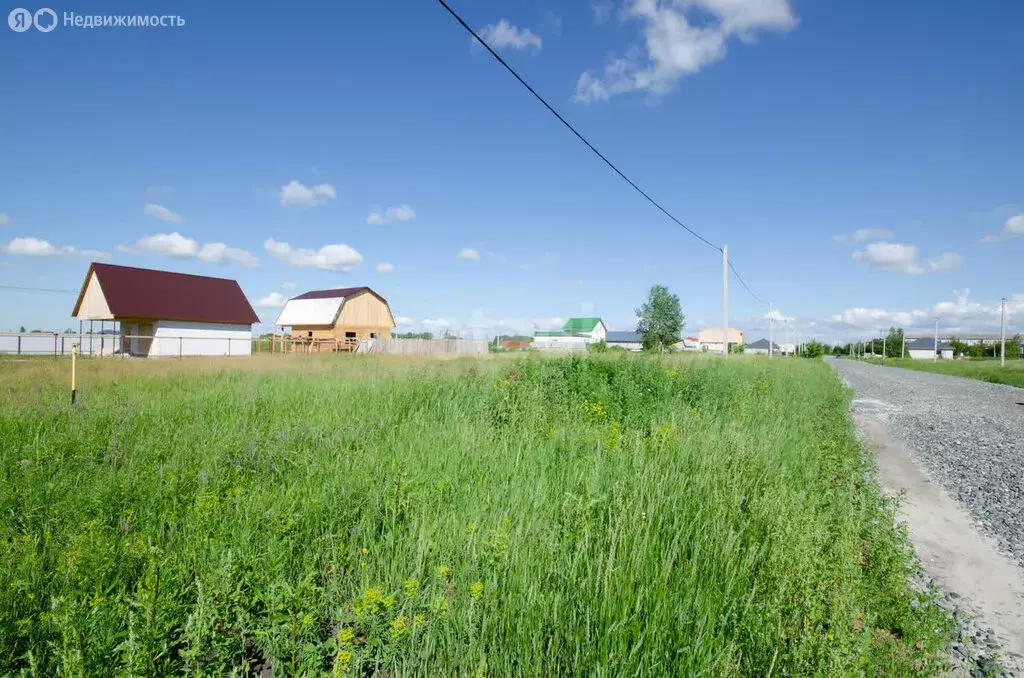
[358,337,489,356]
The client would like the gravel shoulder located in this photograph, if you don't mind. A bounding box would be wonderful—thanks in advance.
[827,358,1024,673]
[828,358,1024,565]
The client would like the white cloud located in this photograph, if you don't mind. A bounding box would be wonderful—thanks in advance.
[851,242,962,275]
[574,0,796,104]
[120,232,259,267]
[592,0,614,23]
[981,213,1024,243]
[831,289,1021,333]
[264,238,362,272]
[478,19,542,51]
[456,247,481,261]
[518,252,559,271]
[532,316,564,329]
[144,203,183,223]
[376,261,395,273]
[764,308,792,323]
[367,205,416,225]
[422,317,452,328]
[278,180,337,207]
[2,236,105,258]
[255,292,287,308]
[196,243,261,267]
[395,315,415,326]
[0,212,10,226]
[833,228,893,244]
[282,281,297,289]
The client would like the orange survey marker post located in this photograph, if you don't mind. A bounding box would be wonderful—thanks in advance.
[70,344,78,405]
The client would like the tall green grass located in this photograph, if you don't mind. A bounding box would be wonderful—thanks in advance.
[0,356,950,675]
[862,357,1024,388]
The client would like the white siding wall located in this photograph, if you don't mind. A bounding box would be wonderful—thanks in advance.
[607,340,642,352]
[746,347,770,355]
[591,322,607,341]
[534,335,589,351]
[149,320,252,357]
[908,348,954,360]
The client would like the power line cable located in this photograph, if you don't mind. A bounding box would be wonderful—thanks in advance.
[432,0,721,253]
[0,284,76,294]
[727,260,765,305]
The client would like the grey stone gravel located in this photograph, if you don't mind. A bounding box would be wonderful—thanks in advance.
[829,358,1024,567]
[829,358,1024,676]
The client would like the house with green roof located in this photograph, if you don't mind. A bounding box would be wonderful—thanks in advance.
[534,317,607,351]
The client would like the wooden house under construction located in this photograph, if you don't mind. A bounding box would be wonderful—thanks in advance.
[274,287,395,351]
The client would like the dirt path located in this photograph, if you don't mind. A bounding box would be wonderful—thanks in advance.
[855,413,1024,672]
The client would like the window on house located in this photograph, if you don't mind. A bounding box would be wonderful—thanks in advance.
[370,332,377,338]
[345,331,356,338]
[308,331,313,338]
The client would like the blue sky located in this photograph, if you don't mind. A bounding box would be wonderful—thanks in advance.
[2,0,1022,341]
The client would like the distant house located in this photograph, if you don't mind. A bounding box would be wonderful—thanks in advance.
[906,338,954,360]
[71,262,259,357]
[606,330,643,351]
[275,287,395,350]
[501,340,532,350]
[534,317,607,351]
[674,336,701,352]
[697,328,744,354]
[745,338,781,355]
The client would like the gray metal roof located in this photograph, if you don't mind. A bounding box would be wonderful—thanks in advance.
[606,331,642,343]
[906,338,953,350]
[745,338,780,349]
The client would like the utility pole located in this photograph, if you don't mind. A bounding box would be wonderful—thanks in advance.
[882,335,886,360]
[722,244,729,359]
[1000,297,1007,367]
[901,332,905,359]
[768,303,773,358]
[933,318,939,362]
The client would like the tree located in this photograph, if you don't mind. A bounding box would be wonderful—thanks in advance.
[802,341,826,358]
[1010,334,1023,358]
[18,326,25,333]
[635,285,684,352]
[884,326,904,358]
[729,342,744,354]
[949,336,968,358]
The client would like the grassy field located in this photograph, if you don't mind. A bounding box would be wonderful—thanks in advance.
[0,354,951,676]
[862,357,1024,388]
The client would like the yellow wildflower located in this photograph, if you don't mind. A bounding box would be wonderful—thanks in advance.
[403,578,420,597]
[414,613,425,626]
[432,595,450,616]
[470,581,484,600]
[383,594,397,608]
[335,648,352,675]
[435,565,450,580]
[389,615,407,639]
[301,614,315,627]
[337,627,355,647]
[361,546,368,555]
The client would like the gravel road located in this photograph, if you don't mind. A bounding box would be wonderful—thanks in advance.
[828,358,1024,567]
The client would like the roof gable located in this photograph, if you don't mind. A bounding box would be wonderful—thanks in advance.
[72,263,259,325]
[563,317,603,332]
[292,286,369,301]
[275,286,394,328]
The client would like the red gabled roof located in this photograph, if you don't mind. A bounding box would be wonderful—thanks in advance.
[292,287,369,301]
[72,262,259,325]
